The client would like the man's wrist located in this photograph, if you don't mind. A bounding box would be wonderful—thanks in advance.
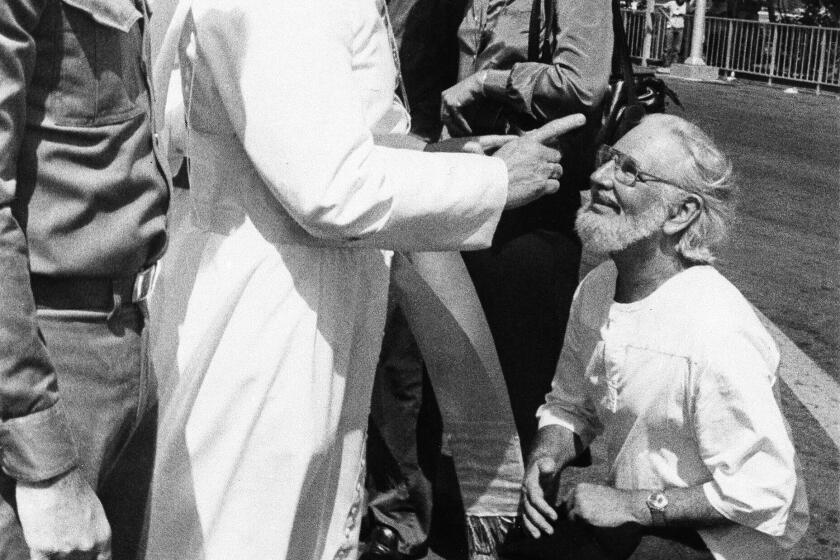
[617,489,656,526]
[643,490,669,527]
[481,69,511,101]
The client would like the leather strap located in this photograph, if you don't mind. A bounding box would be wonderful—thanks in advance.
[611,0,644,127]
[529,0,555,63]
[542,0,556,62]
[31,264,158,311]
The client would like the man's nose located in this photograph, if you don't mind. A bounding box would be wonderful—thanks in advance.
[590,161,615,189]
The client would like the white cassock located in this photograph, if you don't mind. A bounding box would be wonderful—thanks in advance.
[145,0,510,559]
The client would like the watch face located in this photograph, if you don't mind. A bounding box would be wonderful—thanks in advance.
[648,492,668,510]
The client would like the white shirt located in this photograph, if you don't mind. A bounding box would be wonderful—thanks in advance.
[663,0,688,28]
[538,262,809,560]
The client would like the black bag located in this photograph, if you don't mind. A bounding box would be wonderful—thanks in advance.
[595,0,682,146]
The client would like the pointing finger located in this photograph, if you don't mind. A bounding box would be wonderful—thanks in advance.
[526,113,587,145]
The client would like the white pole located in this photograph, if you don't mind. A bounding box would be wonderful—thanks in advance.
[684,0,707,65]
[642,1,655,66]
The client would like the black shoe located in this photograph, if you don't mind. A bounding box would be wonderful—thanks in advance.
[360,525,405,560]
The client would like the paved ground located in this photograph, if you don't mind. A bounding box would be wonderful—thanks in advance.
[675,79,840,382]
[667,77,840,560]
[421,79,840,560]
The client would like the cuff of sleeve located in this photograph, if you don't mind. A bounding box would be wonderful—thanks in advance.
[536,405,596,449]
[506,65,535,118]
[0,403,79,483]
[459,154,508,249]
[702,480,787,537]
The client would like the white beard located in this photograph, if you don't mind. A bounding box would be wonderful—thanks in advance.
[575,202,668,255]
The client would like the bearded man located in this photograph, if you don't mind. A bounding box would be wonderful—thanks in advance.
[513,114,809,560]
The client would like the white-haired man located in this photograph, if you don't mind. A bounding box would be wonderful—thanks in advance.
[515,114,809,560]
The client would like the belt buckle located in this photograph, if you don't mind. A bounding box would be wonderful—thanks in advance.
[132,262,160,303]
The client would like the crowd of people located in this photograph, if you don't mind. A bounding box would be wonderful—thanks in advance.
[0,1,807,560]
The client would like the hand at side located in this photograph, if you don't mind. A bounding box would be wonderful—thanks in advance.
[16,467,112,560]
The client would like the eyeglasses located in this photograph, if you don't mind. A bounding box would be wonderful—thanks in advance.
[595,144,682,189]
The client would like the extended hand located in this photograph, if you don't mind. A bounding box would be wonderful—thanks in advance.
[520,456,560,538]
[494,114,586,209]
[440,72,485,136]
[563,483,642,528]
[16,468,112,560]
[425,135,517,155]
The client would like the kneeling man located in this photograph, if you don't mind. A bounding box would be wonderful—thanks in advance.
[520,114,808,560]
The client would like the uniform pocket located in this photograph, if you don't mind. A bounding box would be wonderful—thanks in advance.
[48,0,145,126]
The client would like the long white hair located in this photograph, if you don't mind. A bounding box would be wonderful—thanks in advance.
[650,114,737,264]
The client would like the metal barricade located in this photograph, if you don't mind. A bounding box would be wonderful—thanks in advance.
[620,9,840,92]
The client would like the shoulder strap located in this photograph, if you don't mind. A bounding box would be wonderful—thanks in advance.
[529,0,555,63]
[542,0,556,62]
[528,0,542,62]
[610,0,644,127]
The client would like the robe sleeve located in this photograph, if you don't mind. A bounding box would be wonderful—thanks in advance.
[190,0,508,250]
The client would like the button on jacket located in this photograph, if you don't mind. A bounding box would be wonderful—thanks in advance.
[0,0,169,482]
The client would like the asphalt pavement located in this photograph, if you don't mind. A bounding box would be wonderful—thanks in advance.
[663,77,840,560]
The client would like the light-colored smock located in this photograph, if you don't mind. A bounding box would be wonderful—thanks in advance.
[145,1,508,559]
[537,262,809,560]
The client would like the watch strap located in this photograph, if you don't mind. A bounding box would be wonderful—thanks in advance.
[646,491,668,527]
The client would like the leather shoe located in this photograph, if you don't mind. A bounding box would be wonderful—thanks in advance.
[360,525,404,560]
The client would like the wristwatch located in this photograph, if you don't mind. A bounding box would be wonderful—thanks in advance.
[646,491,669,527]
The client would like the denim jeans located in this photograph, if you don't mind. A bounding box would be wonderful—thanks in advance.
[0,303,157,560]
[664,28,685,66]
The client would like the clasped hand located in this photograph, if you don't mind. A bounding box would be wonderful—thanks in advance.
[520,456,643,539]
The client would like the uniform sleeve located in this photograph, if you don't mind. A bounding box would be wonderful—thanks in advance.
[0,0,80,482]
[505,0,613,121]
[694,328,800,537]
[190,0,507,251]
[536,280,602,447]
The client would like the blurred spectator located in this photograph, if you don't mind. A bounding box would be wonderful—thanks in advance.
[659,0,692,68]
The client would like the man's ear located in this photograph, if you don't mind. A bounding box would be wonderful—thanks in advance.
[663,193,702,236]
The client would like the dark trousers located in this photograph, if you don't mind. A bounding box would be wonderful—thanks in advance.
[462,228,581,453]
[499,519,714,560]
[0,304,156,560]
[366,297,442,557]
[664,28,685,66]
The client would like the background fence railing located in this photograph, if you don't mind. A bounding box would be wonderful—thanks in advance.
[620,9,840,92]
